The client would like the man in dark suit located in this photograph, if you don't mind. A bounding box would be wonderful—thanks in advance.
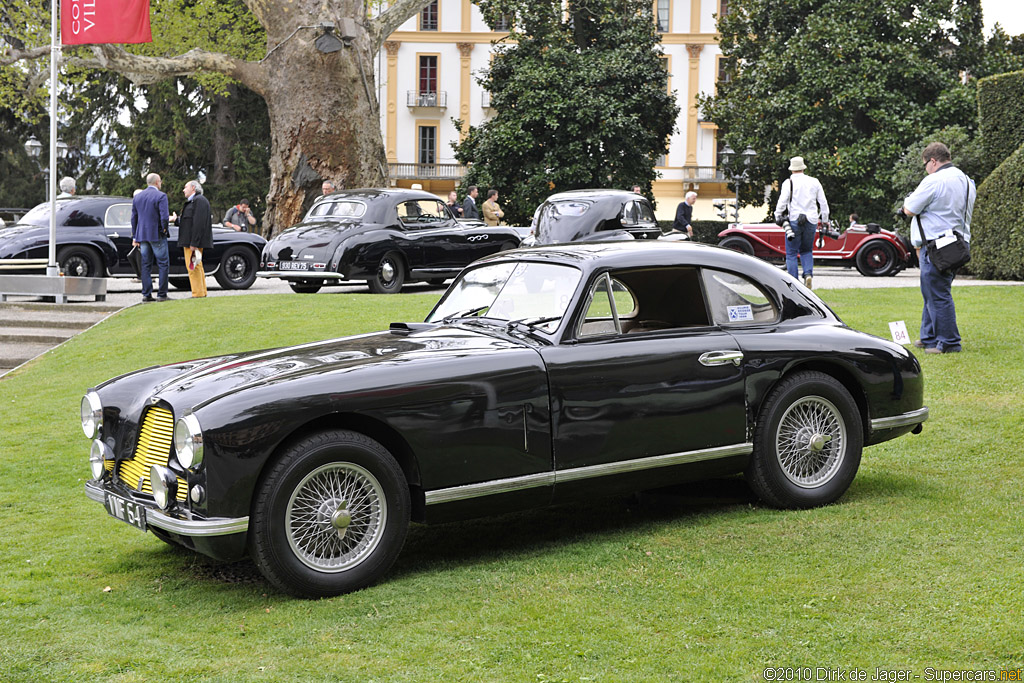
[178,180,214,298]
[462,186,480,220]
[672,191,697,238]
[131,173,170,302]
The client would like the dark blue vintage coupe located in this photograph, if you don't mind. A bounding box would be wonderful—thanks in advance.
[83,241,928,597]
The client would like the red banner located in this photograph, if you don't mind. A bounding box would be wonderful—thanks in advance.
[61,0,153,45]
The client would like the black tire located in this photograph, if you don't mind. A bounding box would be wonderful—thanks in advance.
[719,236,755,256]
[57,245,103,278]
[249,429,410,598]
[289,280,323,294]
[855,241,898,277]
[746,371,863,509]
[169,277,192,290]
[214,246,258,289]
[367,252,406,294]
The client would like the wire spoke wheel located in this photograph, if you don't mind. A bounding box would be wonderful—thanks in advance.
[285,462,386,572]
[775,396,846,488]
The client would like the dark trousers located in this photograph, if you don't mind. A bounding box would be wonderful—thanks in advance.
[918,247,961,351]
[785,219,815,279]
[140,239,169,298]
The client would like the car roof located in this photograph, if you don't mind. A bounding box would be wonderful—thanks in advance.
[543,189,644,202]
[311,188,444,204]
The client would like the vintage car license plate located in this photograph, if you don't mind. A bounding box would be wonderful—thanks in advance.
[279,261,310,271]
[104,492,147,531]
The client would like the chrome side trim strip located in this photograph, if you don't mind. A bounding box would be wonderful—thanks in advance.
[424,442,753,505]
[424,472,554,505]
[870,406,929,431]
[85,482,249,537]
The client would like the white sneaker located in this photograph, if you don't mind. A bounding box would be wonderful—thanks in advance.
[804,275,813,289]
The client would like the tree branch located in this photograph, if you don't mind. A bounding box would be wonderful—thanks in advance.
[67,44,268,96]
[0,44,49,67]
[371,0,437,46]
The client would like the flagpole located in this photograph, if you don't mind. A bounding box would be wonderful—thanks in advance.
[47,0,60,277]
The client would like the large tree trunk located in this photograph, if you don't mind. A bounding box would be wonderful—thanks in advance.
[259,13,386,235]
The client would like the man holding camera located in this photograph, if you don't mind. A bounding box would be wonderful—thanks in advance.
[224,199,256,232]
[774,156,830,289]
[900,142,975,354]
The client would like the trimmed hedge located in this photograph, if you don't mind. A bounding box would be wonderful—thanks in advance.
[658,219,732,244]
[977,70,1024,166]
[970,142,1024,280]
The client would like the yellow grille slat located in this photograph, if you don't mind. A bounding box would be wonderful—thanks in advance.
[117,405,187,501]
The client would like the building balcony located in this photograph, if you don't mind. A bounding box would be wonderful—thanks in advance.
[389,163,466,180]
[681,166,725,182]
[406,90,447,109]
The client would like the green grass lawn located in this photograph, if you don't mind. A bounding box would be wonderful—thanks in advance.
[1,287,1021,682]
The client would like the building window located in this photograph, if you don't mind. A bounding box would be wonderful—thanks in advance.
[717,57,734,85]
[419,55,438,95]
[419,126,437,165]
[420,1,438,31]
[656,0,670,32]
[491,15,511,31]
[719,0,730,18]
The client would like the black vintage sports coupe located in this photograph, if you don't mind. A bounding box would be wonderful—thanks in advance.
[82,242,928,598]
[521,189,663,246]
[258,188,522,293]
[0,196,266,289]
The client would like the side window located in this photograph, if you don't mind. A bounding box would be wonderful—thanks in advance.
[702,269,778,325]
[578,274,637,338]
[104,203,132,228]
[398,200,446,227]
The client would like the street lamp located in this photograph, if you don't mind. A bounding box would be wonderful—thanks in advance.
[719,145,757,223]
[24,134,69,201]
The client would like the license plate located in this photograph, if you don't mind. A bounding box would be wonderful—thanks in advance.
[104,492,147,532]
[279,261,310,271]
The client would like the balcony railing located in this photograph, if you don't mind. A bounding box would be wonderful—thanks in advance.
[681,166,725,182]
[406,90,447,108]
[389,163,466,180]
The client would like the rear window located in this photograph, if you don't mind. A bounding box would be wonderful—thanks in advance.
[308,200,366,218]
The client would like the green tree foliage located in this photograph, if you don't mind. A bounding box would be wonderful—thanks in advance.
[977,69,1024,165]
[453,0,679,225]
[702,0,986,223]
[970,143,1024,280]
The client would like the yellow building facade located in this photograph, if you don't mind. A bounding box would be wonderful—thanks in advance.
[378,0,760,223]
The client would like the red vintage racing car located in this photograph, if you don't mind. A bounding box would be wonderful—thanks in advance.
[717,221,914,276]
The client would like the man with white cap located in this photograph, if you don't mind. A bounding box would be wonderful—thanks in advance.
[773,156,830,288]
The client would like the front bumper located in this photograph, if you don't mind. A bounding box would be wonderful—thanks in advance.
[84,479,248,537]
[869,406,929,432]
[257,271,346,281]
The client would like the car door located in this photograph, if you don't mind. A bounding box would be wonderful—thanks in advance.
[538,266,750,498]
[102,202,137,274]
[397,198,469,271]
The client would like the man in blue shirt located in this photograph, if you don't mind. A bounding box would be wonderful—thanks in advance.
[131,173,171,302]
[901,142,975,354]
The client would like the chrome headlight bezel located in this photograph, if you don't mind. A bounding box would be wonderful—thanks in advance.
[81,391,103,439]
[89,439,112,480]
[173,413,204,469]
[150,465,177,510]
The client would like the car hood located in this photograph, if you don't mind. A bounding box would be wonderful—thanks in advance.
[0,223,48,239]
[266,219,365,255]
[122,325,531,411]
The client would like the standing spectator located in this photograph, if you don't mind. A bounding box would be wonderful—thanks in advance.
[462,185,480,220]
[179,180,214,298]
[131,173,170,302]
[322,180,336,195]
[446,190,463,217]
[223,199,256,232]
[631,185,642,194]
[774,156,830,289]
[56,176,76,198]
[482,189,505,226]
[672,191,697,238]
[901,141,975,354]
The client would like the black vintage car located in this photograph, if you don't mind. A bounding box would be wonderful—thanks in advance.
[83,241,928,598]
[522,189,663,246]
[0,196,266,289]
[258,188,522,293]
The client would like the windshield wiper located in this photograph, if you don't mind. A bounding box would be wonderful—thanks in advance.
[505,316,562,334]
[442,305,488,323]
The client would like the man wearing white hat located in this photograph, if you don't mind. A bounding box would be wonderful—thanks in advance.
[773,156,830,288]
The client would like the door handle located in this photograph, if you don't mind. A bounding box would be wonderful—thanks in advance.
[699,350,744,367]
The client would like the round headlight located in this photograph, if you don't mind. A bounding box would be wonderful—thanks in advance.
[150,465,177,510]
[89,440,108,480]
[81,392,103,439]
[173,414,204,469]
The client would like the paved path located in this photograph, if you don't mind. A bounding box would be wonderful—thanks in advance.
[1,267,1020,378]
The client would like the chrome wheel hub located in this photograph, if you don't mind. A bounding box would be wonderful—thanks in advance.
[380,260,395,283]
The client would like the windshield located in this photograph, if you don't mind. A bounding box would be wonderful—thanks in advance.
[18,203,54,226]
[427,261,583,334]
[307,200,367,219]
